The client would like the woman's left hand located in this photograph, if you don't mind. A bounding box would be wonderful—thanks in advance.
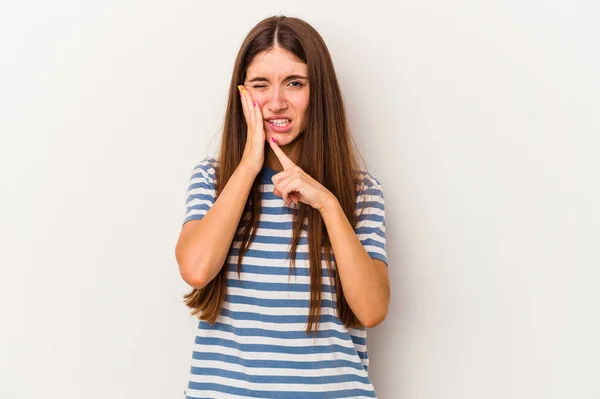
[269,138,334,211]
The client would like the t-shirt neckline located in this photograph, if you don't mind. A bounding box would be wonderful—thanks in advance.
[259,165,279,182]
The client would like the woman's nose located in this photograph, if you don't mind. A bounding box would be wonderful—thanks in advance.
[268,87,288,111]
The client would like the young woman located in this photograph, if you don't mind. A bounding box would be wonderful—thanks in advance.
[175,15,390,399]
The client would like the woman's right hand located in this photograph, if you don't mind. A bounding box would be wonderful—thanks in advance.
[238,85,265,176]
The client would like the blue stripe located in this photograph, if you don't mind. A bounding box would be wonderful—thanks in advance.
[219,308,343,325]
[190,171,216,181]
[239,220,308,231]
[226,264,335,278]
[360,238,386,250]
[186,192,215,202]
[357,213,384,223]
[227,279,335,294]
[186,382,376,398]
[188,181,214,191]
[191,351,365,371]
[356,200,384,210]
[259,191,288,200]
[364,186,383,195]
[225,294,336,309]
[229,248,334,261]
[194,336,357,356]
[350,335,367,346]
[201,320,357,342]
[183,215,205,224]
[233,234,306,245]
[189,366,372,385]
[186,203,211,213]
[355,226,386,238]
[257,206,296,215]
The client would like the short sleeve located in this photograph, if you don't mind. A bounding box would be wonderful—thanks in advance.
[354,172,388,266]
[182,157,218,225]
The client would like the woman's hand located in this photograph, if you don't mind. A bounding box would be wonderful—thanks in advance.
[268,138,335,211]
[238,85,265,176]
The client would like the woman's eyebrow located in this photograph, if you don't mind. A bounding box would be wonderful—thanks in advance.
[247,75,308,83]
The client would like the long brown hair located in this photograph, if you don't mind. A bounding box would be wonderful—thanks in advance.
[183,15,369,336]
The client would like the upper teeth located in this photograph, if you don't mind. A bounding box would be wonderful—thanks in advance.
[270,119,290,124]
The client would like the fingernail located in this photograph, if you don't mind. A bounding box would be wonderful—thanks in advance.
[271,137,275,143]
[253,101,256,107]
[237,85,242,91]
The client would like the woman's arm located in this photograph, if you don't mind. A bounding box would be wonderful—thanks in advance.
[319,198,390,328]
[175,162,257,289]
[267,138,390,327]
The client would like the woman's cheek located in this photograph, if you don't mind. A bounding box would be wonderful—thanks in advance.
[247,90,265,104]
[254,97,267,108]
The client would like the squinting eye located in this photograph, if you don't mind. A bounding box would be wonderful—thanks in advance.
[253,85,266,88]
[289,81,303,87]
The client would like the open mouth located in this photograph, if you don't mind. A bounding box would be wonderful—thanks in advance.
[268,118,291,127]
[266,118,293,133]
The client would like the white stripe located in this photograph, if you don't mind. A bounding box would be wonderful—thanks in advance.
[231,241,297,251]
[242,213,300,223]
[227,255,321,268]
[226,271,334,286]
[259,184,275,192]
[213,304,368,341]
[190,169,214,180]
[225,285,336,302]
[192,343,361,363]
[190,358,367,378]
[187,373,373,393]
[185,388,248,399]
[187,186,216,197]
[355,206,384,217]
[355,219,386,229]
[226,263,330,275]
[261,198,287,207]
[189,175,212,185]
[196,324,356,349]
[361,245,386,257]
[223,299,338,317]
[357,234,386,247]
[186,197,214,207]
[208,314,349,334]
[185,388,374,399]
[227,285,335,301]
[233,227,306,238]
[184,209,207,219]
[348,327,367,338]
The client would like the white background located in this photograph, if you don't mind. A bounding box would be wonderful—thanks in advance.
[1,1,599,398]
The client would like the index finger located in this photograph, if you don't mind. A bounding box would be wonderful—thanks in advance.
[269,137,296,170]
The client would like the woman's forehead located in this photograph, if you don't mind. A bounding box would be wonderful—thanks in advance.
[247,48,307,79]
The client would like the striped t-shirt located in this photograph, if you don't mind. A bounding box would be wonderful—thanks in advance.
[182,157,387,399]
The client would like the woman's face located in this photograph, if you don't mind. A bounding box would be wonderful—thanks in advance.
[244,46,310,147]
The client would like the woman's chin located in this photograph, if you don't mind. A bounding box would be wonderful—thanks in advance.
[267,131,291,143]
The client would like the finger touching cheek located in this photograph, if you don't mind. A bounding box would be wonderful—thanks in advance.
[249,92,266,107]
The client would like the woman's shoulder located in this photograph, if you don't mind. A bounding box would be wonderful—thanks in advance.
[354,167,384,191]
[353,167,385,207]
[187,157,219,186]
[193,156,219,173]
